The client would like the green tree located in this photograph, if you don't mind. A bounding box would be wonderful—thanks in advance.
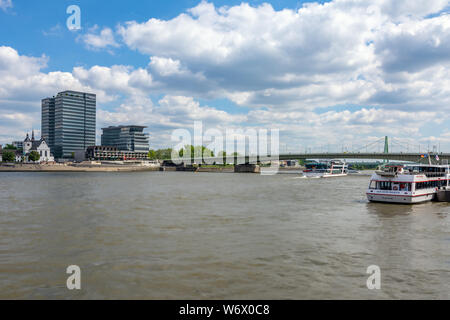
[4,144,17,150]
[155,148,173,160]
[178,145,215,159]
[28,151,40,162]
[2,151,15,162]
[148,149,157,160]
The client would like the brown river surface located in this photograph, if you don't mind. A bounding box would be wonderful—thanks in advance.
[0,172,449,299]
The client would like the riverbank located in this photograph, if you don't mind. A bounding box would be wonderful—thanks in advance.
[0,163,160,172]
[0,164,375,175]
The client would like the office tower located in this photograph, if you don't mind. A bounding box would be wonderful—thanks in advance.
[41,97,56,152]
[101,126,149,153]
[42,91,96,159]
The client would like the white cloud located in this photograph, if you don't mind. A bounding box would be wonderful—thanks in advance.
[116,0,450,113]
[0,0,12,12]
[0,46,113,104]
[375,15,450,73]
[42,24,63,37]
[78,26,120,51]
[149,57,184,76]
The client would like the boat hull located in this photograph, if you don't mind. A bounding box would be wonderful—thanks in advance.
[436,189,450,202]
[322,173,347,178]
[366,193,434,204]
[302,173,348,178]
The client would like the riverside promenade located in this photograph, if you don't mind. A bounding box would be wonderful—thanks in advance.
[0,163,307,174]
[0,163,161,173]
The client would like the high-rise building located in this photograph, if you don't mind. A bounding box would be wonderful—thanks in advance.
[41,97,56,152]
[101,126,149,153]
[42,90,96,159]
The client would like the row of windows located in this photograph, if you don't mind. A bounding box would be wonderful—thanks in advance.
[415,180,447,189]
[370,180,448,191]
[39,150,49,157]
[55,116,95,121]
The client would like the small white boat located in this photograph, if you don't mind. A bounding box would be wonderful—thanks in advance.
[302,160,348,178]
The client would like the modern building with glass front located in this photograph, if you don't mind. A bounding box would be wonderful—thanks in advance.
[41,97,56,152]
[101,126,149,153]
[42,91,96,159]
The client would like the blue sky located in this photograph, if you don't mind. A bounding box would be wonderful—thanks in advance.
[1,1,326,72]
[1,0,450,152]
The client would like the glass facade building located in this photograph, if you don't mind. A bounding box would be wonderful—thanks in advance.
[101,126,149,153]
[41,97,56,152]
[42,91,96,159]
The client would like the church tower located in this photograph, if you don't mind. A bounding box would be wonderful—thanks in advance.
[23,133,32,154]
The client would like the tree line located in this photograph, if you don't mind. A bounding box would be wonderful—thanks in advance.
[1,144,40,163]
[148,145,238,160]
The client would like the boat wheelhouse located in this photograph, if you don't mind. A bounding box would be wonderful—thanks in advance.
[303,160,348,178]
[367,163,450,204]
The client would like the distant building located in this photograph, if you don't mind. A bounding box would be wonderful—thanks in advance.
[86,146,148,161]
[23,131,54,163]
[12,141,23,150]
[286,160,299,167]
[101,125,149,153]
[0,146,22,162]
[42,90,96,159]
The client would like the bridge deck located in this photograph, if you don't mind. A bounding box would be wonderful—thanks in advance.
[177,153,448,164]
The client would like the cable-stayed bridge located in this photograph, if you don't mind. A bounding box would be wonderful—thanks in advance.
[187,137,447,164]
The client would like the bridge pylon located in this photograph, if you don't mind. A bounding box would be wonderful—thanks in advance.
[383,136,389,164]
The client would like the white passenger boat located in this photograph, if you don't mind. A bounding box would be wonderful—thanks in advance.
[366,162,450,204]
[302,160,348,178]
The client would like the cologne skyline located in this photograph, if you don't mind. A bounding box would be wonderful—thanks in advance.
[1,0,450,152]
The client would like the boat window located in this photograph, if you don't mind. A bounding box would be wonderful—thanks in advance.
[416,181,440,190]
[400,183,411,191]
[378,181,392,190]
[369,181,377,189]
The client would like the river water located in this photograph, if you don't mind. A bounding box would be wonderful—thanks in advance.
[0,172,449,299]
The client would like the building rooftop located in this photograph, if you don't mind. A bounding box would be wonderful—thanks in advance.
[58,90,96,96]
[43,90,96,100]
[102,125,147,130]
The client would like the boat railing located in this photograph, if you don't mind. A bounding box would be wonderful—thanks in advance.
[424,172,447,178]
[402,171,446,178]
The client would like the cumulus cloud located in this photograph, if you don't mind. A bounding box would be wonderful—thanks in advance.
[115,0,450,113]
[375,15,450,73]
[78,26,120,51]
[0,46,113,104]
[118,0,376,93]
